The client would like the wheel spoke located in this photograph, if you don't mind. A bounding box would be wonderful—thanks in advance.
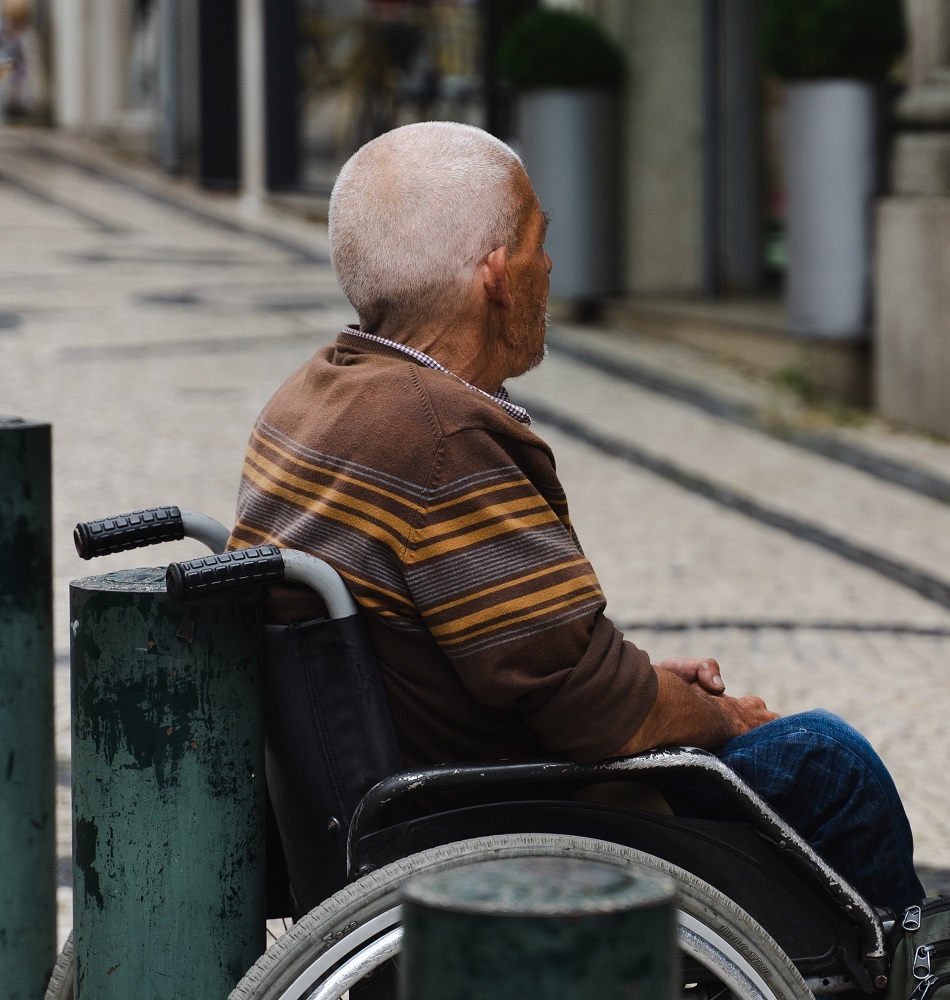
[267,918,293,944]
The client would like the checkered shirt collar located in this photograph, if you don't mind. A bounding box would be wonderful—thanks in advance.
[345,327,531,425]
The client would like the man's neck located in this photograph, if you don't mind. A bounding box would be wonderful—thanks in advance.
[363,317,507,394]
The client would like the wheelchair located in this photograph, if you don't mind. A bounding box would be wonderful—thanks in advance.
[53,506,898,1000]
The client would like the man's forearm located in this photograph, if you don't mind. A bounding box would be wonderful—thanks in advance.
[610,668,779,757]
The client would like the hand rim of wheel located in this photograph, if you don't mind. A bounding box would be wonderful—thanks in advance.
[228,834,812,1000]
[283,908,775,1000]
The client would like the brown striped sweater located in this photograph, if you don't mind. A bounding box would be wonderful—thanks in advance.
[229,330,658,766]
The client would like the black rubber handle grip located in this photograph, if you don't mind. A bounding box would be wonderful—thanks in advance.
[74,506,185,559]
[165,545,285,603]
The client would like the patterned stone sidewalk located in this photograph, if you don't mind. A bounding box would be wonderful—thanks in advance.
[2,126,949,959]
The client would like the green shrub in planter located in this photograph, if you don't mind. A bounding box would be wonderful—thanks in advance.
[761,0,906,81]
[498,8,625,90]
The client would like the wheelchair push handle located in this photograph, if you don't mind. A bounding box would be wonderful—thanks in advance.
[74,506,230,558]
[166,546,285,603]
[166,545,359,620]
[75,505,184,558]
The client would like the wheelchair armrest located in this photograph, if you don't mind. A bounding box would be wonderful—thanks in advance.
[349,747,888,979]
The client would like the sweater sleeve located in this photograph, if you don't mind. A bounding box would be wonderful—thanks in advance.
[402,427,659,762]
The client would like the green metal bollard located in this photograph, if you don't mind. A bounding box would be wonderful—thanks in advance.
[401,857,676,1000]
[69,568,266,998]
[0,416,56,1000]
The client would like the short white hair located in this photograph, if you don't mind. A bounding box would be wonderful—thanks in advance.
[329,122,526,330]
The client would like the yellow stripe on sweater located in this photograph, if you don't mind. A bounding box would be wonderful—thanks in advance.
[407,508,565,561]
[253,424,538,518]
[437,588,603,648]
[243,452,412,549]
[423,557,592,617]
[428,574,603,642]
[231,516,419,617]
[249,446,564,566]
[251,429,421,516]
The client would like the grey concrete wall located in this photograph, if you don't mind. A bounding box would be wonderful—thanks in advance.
[875,198,950,436]
[581,0,705,295]
[904,0,950,86]
[51,0,90,126]
[873,0,950,436]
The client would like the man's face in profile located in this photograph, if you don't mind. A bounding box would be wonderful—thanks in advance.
[502,171,552,379]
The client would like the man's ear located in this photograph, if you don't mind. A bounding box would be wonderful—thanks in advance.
[482,246,513,310]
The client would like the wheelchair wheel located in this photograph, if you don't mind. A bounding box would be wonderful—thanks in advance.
[44,933,73,1000]
[229,833,813,1000]
[43,922,291,1000]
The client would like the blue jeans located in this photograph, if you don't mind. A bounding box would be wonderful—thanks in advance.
[713,709,924,913]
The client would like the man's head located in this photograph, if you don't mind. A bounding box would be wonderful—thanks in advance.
[329,122,545,349]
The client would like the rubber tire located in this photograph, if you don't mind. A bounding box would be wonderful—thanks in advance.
[229,833,813,1000]
[44,933,74,1000]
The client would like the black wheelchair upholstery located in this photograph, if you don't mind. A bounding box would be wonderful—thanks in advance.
[262,609,403,914]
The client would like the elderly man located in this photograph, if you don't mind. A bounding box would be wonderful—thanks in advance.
[230,121,922,914]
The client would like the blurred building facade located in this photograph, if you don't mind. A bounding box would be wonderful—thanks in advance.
[34,0,950,434]
[50,0,265,184]
[573,0,870,406]
[45,0,499,188]
[39,1,771,302]
[44,0,762,297]
[559,0,768,300]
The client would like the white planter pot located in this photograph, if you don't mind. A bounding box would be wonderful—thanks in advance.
[784,80,878,337]
[517,89,619,301]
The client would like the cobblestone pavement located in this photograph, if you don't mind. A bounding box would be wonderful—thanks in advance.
[2,126,950,958]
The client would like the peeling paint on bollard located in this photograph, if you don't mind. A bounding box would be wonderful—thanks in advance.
[0,416,56,1000]
[70,568,266,998]
[401,857,677,999]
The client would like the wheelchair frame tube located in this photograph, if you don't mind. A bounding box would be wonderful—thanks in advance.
[180,510,230,553]
[0,417,56,1000]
